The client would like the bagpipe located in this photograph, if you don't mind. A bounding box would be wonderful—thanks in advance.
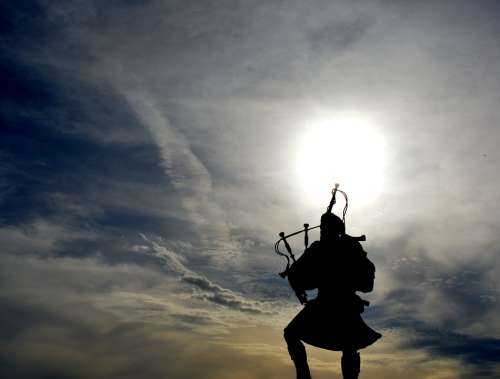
[274,183,366,279]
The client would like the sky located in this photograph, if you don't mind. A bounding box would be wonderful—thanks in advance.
[2,1,500,378]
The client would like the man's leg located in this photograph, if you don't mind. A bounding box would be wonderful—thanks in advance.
[284,325,312,379]
[341,350,360,379]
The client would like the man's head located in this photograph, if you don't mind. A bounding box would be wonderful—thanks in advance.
[320,212,345,241]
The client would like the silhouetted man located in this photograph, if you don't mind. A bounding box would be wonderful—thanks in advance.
[284,212,381,379]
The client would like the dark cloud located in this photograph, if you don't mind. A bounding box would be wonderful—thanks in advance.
[381,317,500,378]
[193,291,269,315]
[0,52,197,261]
[181,273,222,292]
[417,334,500,378]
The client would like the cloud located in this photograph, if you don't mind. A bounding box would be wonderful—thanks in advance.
[373,236,500,335]
[0,250,289,379]
[3,1,500,378]
[378,317,500,379]
[0,219,96,256]
[125,91,242,266]
[0,289,477,379]
[139,234,273,316]
[366,238,500,377]
[0,296,293,379]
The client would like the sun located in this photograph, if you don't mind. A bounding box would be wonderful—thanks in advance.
[295,112,387,209]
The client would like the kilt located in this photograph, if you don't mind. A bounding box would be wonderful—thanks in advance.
[285,297,382,351]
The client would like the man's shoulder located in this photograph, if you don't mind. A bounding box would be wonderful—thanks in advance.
[309,240,322,249]
[341,234,364,249]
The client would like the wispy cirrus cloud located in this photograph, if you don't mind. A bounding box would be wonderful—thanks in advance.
[138,233,273,316]
[125,92,242,267]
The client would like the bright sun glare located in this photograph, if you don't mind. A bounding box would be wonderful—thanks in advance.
[295,112,387,208]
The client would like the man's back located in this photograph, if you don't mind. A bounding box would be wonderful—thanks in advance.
[316,236,361,293]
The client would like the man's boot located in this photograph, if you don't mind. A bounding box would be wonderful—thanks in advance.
[341,351,360,379]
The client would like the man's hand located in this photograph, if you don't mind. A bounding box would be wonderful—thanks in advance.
[295,290,308,304]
